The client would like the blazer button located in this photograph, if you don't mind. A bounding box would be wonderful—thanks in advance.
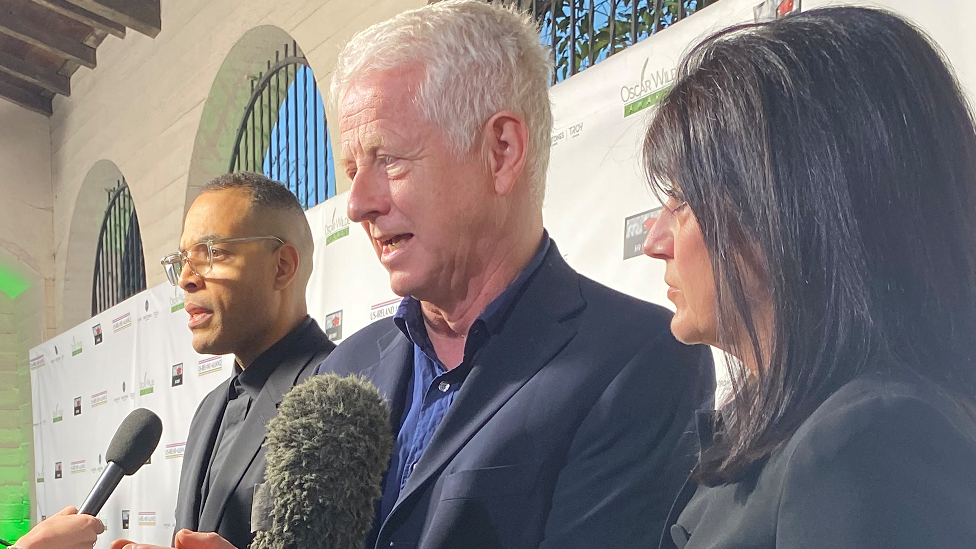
[438,381,450,392]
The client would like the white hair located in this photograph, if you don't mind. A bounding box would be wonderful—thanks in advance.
[330,0,553,204]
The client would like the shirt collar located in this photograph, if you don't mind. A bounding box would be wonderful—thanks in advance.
[393,231,551,344]
[234,315,314,399]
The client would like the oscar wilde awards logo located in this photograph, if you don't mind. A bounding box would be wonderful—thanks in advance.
[620,58,676,118]
[35,470,43,484]
[170,288,185,313]
[92,323,103,345]
[73,396,82,416]
[165,441,186,460]
[370,298,399,323]
[54,462,62,479]
[113,312,132,333]
[91,390,108,408]
[197,356,223,377]
[138,512,156,526]
[71,336,83,356]
[139,372,155,396]
[171,363,183,387]
[52,403,63,423]
[121,510,130,530]
[70,459,86,474]
[324,208,351,246]
[326,310,343,342]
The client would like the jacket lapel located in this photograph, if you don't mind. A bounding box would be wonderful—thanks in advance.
[390,248,586,514]
[362,326,414,435]
[176,385,227,531]
[197,322,328,532]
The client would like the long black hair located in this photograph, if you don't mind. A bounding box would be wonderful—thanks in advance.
[643,6,976,485]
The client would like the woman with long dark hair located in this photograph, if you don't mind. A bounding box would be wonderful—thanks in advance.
[643,7,976,548]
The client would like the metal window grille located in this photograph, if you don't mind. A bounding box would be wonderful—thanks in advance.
[229,41,336,210]
[498,0,720,83]
[92,179,147,316]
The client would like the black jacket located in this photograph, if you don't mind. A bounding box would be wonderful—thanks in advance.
[668,370,976,549]
[316,242,714,549]
[173,318,335,549]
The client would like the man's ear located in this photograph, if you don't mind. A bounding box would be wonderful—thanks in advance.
[273,243,300,290]
[483,110,530,197]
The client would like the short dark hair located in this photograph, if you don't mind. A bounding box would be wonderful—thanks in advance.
[203,172,305,215]
[644,7,976,484]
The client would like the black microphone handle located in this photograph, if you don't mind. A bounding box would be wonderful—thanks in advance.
[79,461,124,516]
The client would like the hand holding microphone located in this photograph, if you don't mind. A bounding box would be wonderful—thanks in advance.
[14,506,104,549]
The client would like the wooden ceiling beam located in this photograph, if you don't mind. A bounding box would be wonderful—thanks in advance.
[29,0,126,40]
[61,0,160,38]
[0,50,70,96]
[0,9,96,69]
[0,80,52,116]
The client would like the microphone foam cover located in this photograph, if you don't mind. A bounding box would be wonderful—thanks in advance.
[254,373,392,549]
[105,408,163,476]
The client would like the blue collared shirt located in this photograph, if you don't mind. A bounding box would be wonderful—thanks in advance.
[378,233,552,522]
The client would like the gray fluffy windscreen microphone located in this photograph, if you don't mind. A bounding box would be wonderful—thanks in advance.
[252,373,393,549]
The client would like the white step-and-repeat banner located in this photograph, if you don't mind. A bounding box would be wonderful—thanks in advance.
[30,0,976,546]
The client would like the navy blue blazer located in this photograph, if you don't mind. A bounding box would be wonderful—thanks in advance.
[315,243,714,549]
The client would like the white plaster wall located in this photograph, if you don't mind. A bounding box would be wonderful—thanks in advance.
[50,0,427,333]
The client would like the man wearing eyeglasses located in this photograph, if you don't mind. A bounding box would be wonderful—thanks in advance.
[148,172,335,549]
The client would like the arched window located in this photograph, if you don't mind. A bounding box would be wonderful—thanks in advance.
[92,179,146,315]
[229,41,336,210]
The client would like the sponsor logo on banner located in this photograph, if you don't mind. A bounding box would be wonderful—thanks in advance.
[54,462,62,479]
[115,381,135,404]
[197,356,223,376]
[52,404,63,423]
[92,454,105,475]
[370,298,399,323]
[113,313,132,333]
[324,208,351,245]
[165,442,186,459]
[621,59,676,118]
[29,353,45,370]
[138,299,159,323]
[551,123,584,148]
[92,324,103,345]
[70,460,86,474]
[171,363,183,387]
[51,345,64,366]
[170,288,185,313]
[139,372,155,396]
[623,208,661,260]
[137,512,156,526]
[35,472,43,483]
[325,310,343,342]
[73,397,82,416]
[754,0,800,22]
[121,510,130,530]
[71,337,83,356]
[91,391,108,408]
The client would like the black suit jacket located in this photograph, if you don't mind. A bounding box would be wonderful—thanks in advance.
[316,243,714,549]
[173,319,335,549]
[668,370,976,549]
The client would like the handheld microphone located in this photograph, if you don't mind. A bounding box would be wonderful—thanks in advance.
[79,408,163,516]
[251,373,392,549]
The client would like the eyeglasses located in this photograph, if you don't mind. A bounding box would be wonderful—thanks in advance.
[160,236,284,286]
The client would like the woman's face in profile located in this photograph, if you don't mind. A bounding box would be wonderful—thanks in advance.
[644,194,718,347]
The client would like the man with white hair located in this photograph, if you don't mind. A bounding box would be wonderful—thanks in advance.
[317,1,713,548]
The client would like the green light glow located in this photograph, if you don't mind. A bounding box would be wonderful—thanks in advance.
[0,264,29,299]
